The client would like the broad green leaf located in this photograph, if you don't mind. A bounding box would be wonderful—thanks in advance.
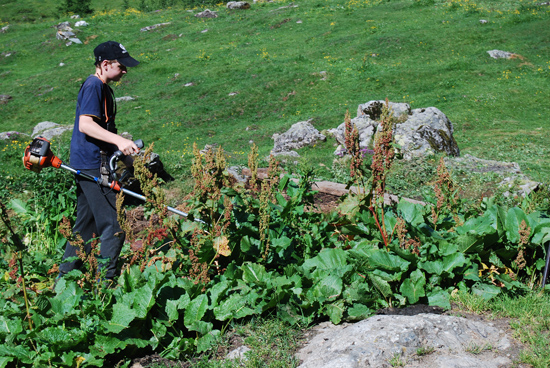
[196,330,221,353]
[208,280,230,306]
[180,221,200,234]
[371,268,404,282]
[427,288,451,309]
[93,335,128,356]
[368,273,392,298]
[399,269,426,304]
[184,294,209,328]
[302,248,351,278]
[472,283,501,300]
[213,293,255,321]
[324,300,345,324]
[0,345,34,361]
[441,253,466,277]
[419,260,444,275]
[456,214,495,236]
[36,326,81,347]
[104,303,137,334]
[455,233,485,254]
[347,303,372,321]
[311,275,343,301]
[484,204,507,236]
[271,236,293,258]
[186,320,213,335]
[166,293,191,322]
[397,200,425,226]
[50,280,84,316]
[242,262,268,286]
[8,198,28,215]
[0,316,22,342]
[438,241,458,256]
[337,194,361,217]
[531,220,550,245]
[131,283,155,319]
[368,249,410,272]
[0,357,14,368]
[463,264,480,281]
[343,279,374,304]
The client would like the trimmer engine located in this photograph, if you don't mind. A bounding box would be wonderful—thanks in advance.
[22,136,63,173]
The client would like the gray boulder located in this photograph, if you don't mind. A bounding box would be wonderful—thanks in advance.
[327,115,377,152]
[271,119,326,157]
[227,1,251,9]
[196,9,218,18]
[332,102,460,160]
[0,94,12,104]
[395,107,460,159]
[297,313,519,368]
[357,100,411,120]
[115,96,135,102]
[487,50,514,59]
[0,131,28,141]
[32,121,72,140]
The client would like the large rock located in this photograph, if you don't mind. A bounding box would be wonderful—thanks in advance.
[297,313,520,368]
[487,50,514,59]
[195,9,218,18]
[357,100,411,120]
[227,1,251,9]
[0,94,12,104]
[395,107,460,159]
[327,115,377,151]
[331,101,460,160]
[0,131,28,141]
[32,121,72,140]
[271,120,326,157]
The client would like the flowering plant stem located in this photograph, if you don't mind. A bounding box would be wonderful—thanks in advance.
[0,201,33,330]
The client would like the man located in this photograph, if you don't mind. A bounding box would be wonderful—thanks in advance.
[59,41,140,281]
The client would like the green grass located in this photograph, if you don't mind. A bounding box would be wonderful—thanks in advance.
[452,289,550,368]
[1,0,549,192]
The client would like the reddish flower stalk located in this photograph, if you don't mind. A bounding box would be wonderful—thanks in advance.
[368,99,396,248]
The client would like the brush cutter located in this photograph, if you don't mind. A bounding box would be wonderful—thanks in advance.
[23,136,192,219]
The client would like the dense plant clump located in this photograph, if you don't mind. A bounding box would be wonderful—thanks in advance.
[1,103,549,367]
[58,0,93,15]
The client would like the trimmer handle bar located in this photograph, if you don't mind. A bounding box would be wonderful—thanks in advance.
[109,139,144,175]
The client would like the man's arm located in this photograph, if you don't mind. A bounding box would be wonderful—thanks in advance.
[79,115,139,156]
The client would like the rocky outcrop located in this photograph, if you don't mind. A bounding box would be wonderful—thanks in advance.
[140,22,171,32]
[395,106,460,159]
[227,1,251,9]
[55,22,82,45]
[271,119,326,157]
[31,121,72,140]
[487,50,515,59]
[196,9,218,18]
[296,313,521,368]
[329,101,460,160]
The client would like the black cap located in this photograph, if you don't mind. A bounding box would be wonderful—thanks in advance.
[94,41,139,67]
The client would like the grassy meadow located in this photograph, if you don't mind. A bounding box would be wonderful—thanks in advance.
[1,0,549,193]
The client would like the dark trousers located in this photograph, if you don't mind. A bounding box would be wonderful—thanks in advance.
[59,169,125,279]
